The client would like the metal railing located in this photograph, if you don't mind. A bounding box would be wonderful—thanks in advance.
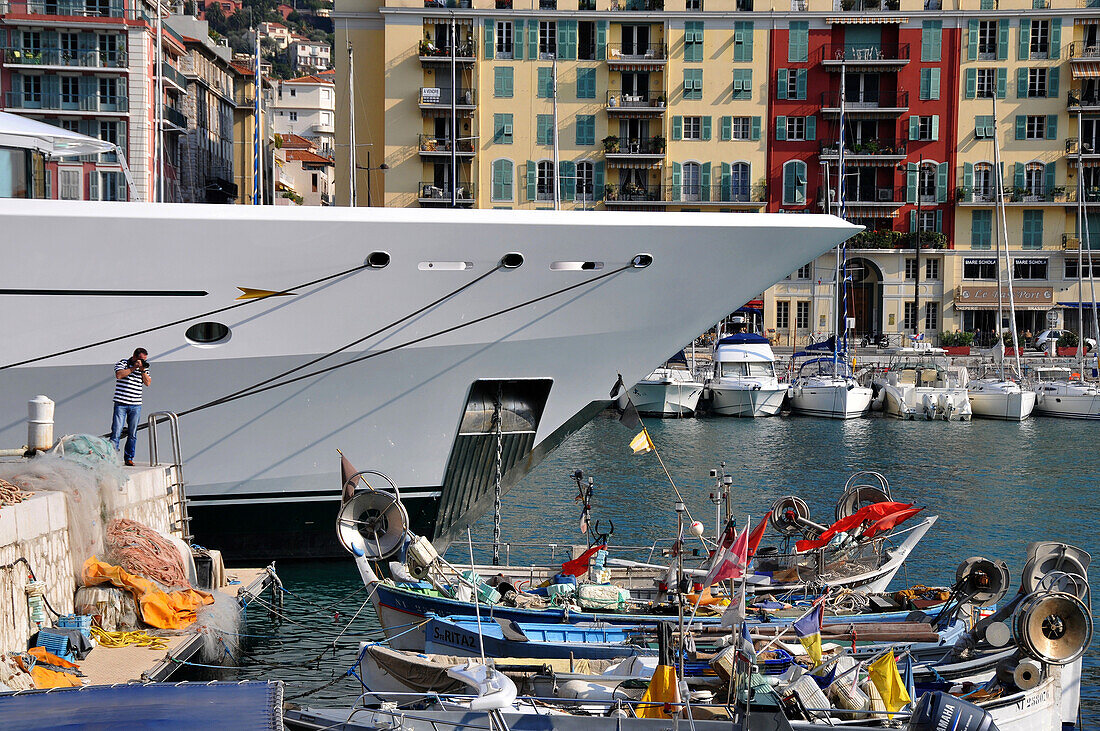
[606,89,666,109]
[957,186,1070,204]
[604,137,665,155]
[833,0,900,9]
[604,183,766,204]
[418,134,475,154]
[3,47,126,68]
[417,40,475,60]
[1070,41,1100,59]
[146,411,192,543]
[820,90,908,109]
[609,0,664,9]
[1068,90,1100,109]
[163,105,186,129]
[819,139,906,157]
[822,184,904,204]
[1066,137,1100,155]
[3,0,127,17]
[160,61,187,88]
[819,43,909,63]
[418,181,475,202]
[419,87,476,106]
[606,42,667,61]
[5,91,127,112]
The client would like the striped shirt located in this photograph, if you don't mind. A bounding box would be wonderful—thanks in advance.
[114,359,147,405]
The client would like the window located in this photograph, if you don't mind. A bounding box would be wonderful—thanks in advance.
[98,77,118,104]
[776,300,790,329]
[575,115,595,146]
[1027,68,1047,98]
[732,68,751,100]
[539,21,556,58]
[682,162,701,201]
[782,69,799,99]
[536,160,554,200]
[686,0,702,10]
[576,161,594,201]
[925,258,940,280]
[578,21,595,60]
[1024,163,1044,198]
[912,115,936,141]
[919,163,936,203]
[779,116,815,141]
[61,76,79,105]
[496,21,513,58]
[903,301,917,331]
[731,117,751,140]
[683,68,703,100]
[491,159,513,201]
[925,302,939,331]
[733,21,752,62]
[289,111,297,122]
[60,32,77,59]
[971,212,993,250]
[494,113,513,144]
[311,173,318,192]
[978,20,997,58]
[975,115,995,139]
[795,301,810,330]
[59,168,80,200]
[918,210,938,232]
[290,88,296,97]
[1029,19,1049,58]
[576,68,595,99]
[782,160,807,205]
[683,116,702,140]
[1025,115,1045,139]
[796,263,812,279]
[974,162,995,200]
[23,75,42,103]
[976,68,995,98]
[1014,257,1048,279]
[788,21,808,63]
[919,68,941,100]
[1066,258,1100,279]
[965,257,997,279]
[1022,210,1044,249]
[904,258,918,280]
[921,20,942,62]
[494,67,513,98]
[536,114,553,145]
[729,162,750,201]
[684,22,703,63]
[537,67,554,98]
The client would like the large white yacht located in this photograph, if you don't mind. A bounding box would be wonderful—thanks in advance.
[0,114,859,558]
[705,332,786,417]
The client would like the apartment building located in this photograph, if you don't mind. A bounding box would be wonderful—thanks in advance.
[289,37,330,72]
[270,73,335,154]
[335,0,1100,343]
[274,132,334,205]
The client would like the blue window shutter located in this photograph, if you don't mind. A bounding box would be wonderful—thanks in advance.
[1017,67,1028,98]
[528,21,537,60]
[1044,161,1056,193]
[560,161,575,201]
[511,20,523,60]
[1018,18,1030,61]
[751,117,761,141]
[906,162,918,203]
[971,213,981,248]
[936,161,948,203]
[1050,19,1061,59]
[805,116,816,141]
[1045,115,1057,139]
[596,21,606,60]
[721,162,731,201]
[701,162,711,200]
[526,160,536,201]
[672,116,682,141]
[783,163,795,203]
[964,162,974,190]
[789,21,808,63]
[494,113,503,142]
[996,68,1007,98]
[920,68,930,100]
[935,209,943,232]
[776,116,787,141]
[931,115,939,141]
[538,67,551,98]
[594,161,605,201]
[921,20,942,62]
[965,68,976,99]
[997,20,1008,60]
[720,116,731,141]
[484,19,494,58]
[702,116,712,141]
[930,68,940,100]
[910,210,917,233]
[1013,162,1025,189]
[502,161,513,200]
[777,69,788,99]
[968,20,979,60]
[1048,68,1059,98]
[557,21,571,60]
[672,162,682,201]
[796,69,806,100]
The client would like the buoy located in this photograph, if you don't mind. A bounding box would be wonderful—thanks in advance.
[689,521,705,537]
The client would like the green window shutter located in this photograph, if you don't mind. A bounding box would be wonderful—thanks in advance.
[1017,67,1028,98]
[1013,162,1025,189]
[721,162,731,202]
[672,116,683,141]
[494,67,509,98]
[963,162,974,190]
[1050,19,1061,59]
[734,21,752,62]
[484,19,494,58]
[1018,18,1030,61]
[777,69,788,100]
[936,161,948,203]
[1046,115,1058,139]
[783,163,795,203]
[789,21,808,63]
[558,20,575,61]
[526,160,536,201]
[503,161,513,200]
[1048,67,1059,98]
[906,162,918,203]
[685,22,703,63]
[997,20,1008,60]
[929,69,940,100]
[528,21,537,60]
[935,210,943,232]
[968,20,979,61]
[701,162,711,201]
[574,116,585,145]
[751,117,761,141]
[920,68,930,100]
[537,115,553,145]
[796,69,807,100]
[965,68,977,99]
[596,21,606,60]
[702,116,712,141]
[921,20,942,62]
[493,113,503,142]
[776,116,787,141]
[538,67,552,98]
[514,20,524,60]
[909,116,920,141]
[805,116,816,141]
[672,162,682,201]
[1044,161,1056,193]
[996,68,1007,98]
[576,68,594,99]
[560,161,576,201]
[492,161,502,201]
[910,210,917,233]
[593,161,605,200]
[971,212,982,248]
[1023,210,1043,249]
[931,115,940,141]
[720,116,731,141]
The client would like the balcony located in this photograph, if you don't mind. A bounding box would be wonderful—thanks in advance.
[956,187,1071,205]
[419,87,476,115]
[160,61,188,91]
[1,0,127,18]
[1069,42,1100,61]
[602,183,766,207]
[4,91,127,114]
[819,44,909,70]
[3,47,126,70]
[820,91,908,116]
[418,181,475,207]
[1068,90,1100,112]
[604,136,665,164]
[606,90,666,115]
[832,0,900,10]
[418,40,475,66]
[606,43,666,69]
[418,134,475,158]
[1066,137,1100,158]
[162,104,186,130]
[819,139,906,163]
[823,185,904,207]
[312,121,334,134]
[609,0,664,9]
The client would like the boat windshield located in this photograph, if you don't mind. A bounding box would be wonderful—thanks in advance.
[798,358,851,378]
[721,362,775,378]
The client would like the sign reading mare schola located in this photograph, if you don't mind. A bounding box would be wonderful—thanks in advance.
[956,285,1054,309]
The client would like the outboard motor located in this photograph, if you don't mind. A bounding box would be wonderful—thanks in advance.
[906,691,1000,731]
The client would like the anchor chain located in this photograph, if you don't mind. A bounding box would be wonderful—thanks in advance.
[492,384,504,566]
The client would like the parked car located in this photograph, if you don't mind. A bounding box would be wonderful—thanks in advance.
[1034,329,1097,352]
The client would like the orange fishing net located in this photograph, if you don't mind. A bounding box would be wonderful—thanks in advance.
[81,558,213,630]
[105,518,190,589]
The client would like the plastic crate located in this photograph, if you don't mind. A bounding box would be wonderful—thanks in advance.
[35,629,74,663]
[57,614,93,641]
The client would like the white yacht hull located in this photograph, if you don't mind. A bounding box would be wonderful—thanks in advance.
[0,201,856,558]
[881,386,972,421]
[629,380,703,417]
[788,383,872,419]
[1034,392,1100,419]
[707,386,786,417]
[968,390,1036,421]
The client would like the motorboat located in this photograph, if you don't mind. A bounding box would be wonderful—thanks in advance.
[788,355,872,420]
[1032,366,1100,419]
[629,352,703,417]
[967,366,1036,421]
[871,349,972,420]
[705,333,786,417]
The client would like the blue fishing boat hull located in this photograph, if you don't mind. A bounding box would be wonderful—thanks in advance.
[425,615,647,660]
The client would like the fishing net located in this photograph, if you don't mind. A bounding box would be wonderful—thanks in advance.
[193,591,242,663]
[105,519,190,590]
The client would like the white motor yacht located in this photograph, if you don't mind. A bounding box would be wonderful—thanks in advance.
[788,356,872,420]
[629,353,703,417]
[967,365,1036,421]
[705,333,786,417]
[872,348,973,420]
[1032,367,1100,419]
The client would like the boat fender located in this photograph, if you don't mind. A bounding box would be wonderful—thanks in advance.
[445,662,518,711]
[985,621,1012,648]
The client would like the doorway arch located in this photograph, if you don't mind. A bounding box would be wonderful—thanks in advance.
[843,257,883,336]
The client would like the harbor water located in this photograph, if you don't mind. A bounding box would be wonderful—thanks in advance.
[190,413,1099,722]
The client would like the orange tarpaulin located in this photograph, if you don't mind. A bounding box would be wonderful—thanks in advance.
[18,648,82,689]
[81,557,213,630]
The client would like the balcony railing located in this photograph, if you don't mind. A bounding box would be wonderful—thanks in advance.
[1066,137,1100,155]
[5,91,127,113]
[418,181,475,204]
[606,43,667,62]
[423,0,472,7]
[609,0,664,10]
[1081,0,1100,7]
[160,61,188,89]
[606,90,666,110]
[163,105,186,129]
[2,0,127,17]
[957,186,1071,204]
[820,90,908,111]
[847,230,947,249]
[832,0,899,10]
[603,183,766,204]
[3,47,126,68]
[819,140,906,158]
[419,87,476,107]
[418,134,475,155]
[822,185,904,205]
[1070,42,1100,60]
[418,40,475,61]
[604,137,665,156]
[819,43,909,64]
[1068,90,1100,109]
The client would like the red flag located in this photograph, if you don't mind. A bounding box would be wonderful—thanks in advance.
[704,524,749,587]
[861,507,924,539]
[339,449,359,504]
[796,501,913,552]
[746,515,768,559]
[560,544,607,577]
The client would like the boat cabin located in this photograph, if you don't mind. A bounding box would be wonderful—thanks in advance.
[0,145,46,199]
[712,333,777,380]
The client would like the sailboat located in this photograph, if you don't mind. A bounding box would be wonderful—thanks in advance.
[788,65,873,420]
[1033,110,1100,418]
[967,95,1036,421]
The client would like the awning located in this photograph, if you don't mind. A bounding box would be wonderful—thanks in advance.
[846,158,896,167]
[0,111,115,157]
[607,160,662,169]
[842,206,899,218]
[826,16,907,24]
[1076,18,1100,25]
[1060,301,1100,308]
[1072,63,1100,79]
[606,62,664,71]
[423,15,473,25]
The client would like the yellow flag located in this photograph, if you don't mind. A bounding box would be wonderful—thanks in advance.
[637,664,680,719]
[798,633,822,667]
[868,652,911,716]
[629,429,654,454]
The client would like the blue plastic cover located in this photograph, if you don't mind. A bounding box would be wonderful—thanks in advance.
[717,333,769,346]
[0,680,283,730]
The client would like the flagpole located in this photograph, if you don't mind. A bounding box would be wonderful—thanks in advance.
[755,591,829,654]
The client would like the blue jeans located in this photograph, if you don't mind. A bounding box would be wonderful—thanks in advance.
[110,402,142,463]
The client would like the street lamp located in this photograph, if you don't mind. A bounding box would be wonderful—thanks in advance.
[356,151,389,207]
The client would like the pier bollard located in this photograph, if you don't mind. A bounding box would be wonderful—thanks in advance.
[27,395,54,452]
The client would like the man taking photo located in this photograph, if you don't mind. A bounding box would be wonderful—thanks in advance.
[110,348,151,466]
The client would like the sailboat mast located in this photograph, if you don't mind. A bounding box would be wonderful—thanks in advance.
[450,16,457,208]
[552,56,560,209]
[347,40,357,206]
[833,63,846,371]
[155,0,163,202]
[991,95,1022,377]
[1078,111,1088,373]
[254,26,262,205]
